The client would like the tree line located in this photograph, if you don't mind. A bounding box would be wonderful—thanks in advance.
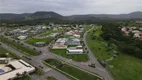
[100,22,142,59]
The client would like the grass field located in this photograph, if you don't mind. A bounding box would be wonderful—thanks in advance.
[84,25,91,32]
[86,26,142,80]
[50,49,88,62]
[44,59,103,80]
[108,54,142,80]
[0,37,39,56]
[0,46,18,58]
[86,26,112,60]
[26,38,53,46]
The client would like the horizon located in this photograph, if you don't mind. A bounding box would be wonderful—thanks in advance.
[1,0,142,16]
[0,11,142,16]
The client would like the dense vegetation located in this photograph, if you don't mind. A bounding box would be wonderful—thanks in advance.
[87,25,142,80]
[100,22,142,59]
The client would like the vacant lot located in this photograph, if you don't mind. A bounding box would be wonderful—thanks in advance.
[0,37,39,56]
[50,49,88,62]
[26,38,53,46]
[44,59,103,80]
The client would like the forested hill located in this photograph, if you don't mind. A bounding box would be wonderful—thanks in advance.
[1,11,142,20]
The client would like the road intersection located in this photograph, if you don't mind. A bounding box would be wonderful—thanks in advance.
[0,26,113,80]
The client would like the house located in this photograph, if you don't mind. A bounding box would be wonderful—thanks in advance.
[67,46,83,54]
[65,32,73,36]
[69,30,80,35]
[20,30,28,34]
[35,42,46,47]
[68,38,80,45]
[52,38,68,49]
[17,35,27,40]
[49,33,59,37]
[73,34,80,38]
[132,30,139,33]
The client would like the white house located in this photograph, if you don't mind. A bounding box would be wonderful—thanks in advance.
[73,34,80,38]
[67,46,83,54]
[134,33,140,38]
[17,35,27,40]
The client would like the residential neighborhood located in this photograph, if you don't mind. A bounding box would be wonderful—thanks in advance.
[1,0,142,80]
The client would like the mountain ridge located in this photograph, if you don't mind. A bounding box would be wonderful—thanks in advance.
[0,11,142,20]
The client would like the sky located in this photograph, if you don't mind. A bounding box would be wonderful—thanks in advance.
[0,0,142,15]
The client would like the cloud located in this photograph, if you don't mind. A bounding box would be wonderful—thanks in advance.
[0,0,142,15]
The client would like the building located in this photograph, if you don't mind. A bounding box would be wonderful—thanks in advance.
[134,33,140,38]
[67,46,83,54]
[73,34,80,38]
[17,35,27,40]
[52,38,68,49]
[0,58,10,64]
[65,32,73,36]
[35,42,46,47]
[0,59,35,80]
[20,30,28,34]
[49,33,59,37]
[68,38,80,45]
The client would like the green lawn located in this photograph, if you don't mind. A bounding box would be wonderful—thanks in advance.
[86,26,142,80]
[26,38,53,46]
[108,54,142,80]
[0,36,39,56]
[44,59,103,80]
[0,46,18,58]
[50,49,88,62]
[86,26,112,60]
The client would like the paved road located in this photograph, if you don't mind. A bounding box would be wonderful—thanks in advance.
[83,26,113,80]
[0,42,69,80]
[1,27,114,80]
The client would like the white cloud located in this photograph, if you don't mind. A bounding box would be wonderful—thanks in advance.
[0,0,142,15]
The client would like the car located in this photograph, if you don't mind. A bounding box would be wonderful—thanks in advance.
[88,64,96,68]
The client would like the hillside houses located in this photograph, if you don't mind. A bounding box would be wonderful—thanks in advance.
[121,27,142,40]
